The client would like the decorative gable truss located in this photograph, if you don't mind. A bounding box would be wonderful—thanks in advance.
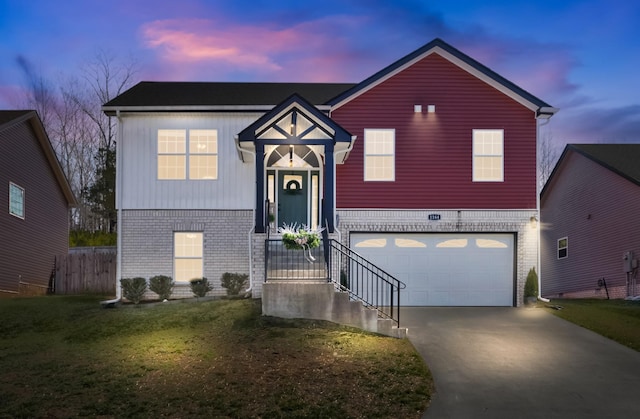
[236,94,355,233]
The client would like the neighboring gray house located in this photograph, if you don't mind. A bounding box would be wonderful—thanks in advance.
[0,110,77,296]
[541,144,640,299]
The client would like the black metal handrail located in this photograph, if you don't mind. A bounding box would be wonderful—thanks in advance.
[263,227,405,326]
[324,237,405,327]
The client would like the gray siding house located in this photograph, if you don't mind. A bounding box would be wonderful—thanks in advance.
[0,110,76,296]
[540,144,640,299]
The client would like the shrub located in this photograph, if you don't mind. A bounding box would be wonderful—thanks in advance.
[190,277,213,298]
[220,272,248,296]
[524,267,538,299]
[149,275,174,300]
[120,277,147,304]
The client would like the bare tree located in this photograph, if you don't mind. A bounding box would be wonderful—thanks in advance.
[538,130,561,191]
[16,50,138,233]
[73,49,138,232]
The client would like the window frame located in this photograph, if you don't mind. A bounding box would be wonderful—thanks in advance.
[173,232,204,283]
[557,237,568,259]
[157,129,218,180]
[9,182,25,219]
[472,129,504,182]
[363,128,395,182]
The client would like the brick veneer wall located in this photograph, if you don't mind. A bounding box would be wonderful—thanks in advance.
[336,209,539,307]
[120,209,253,300]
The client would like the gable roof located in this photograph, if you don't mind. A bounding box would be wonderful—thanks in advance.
[542,143,640,198]
[103,82,356,115]
[0,110,77,206]
[236,93,355,163]
[328,38,557,117]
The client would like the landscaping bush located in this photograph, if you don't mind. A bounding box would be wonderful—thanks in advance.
[220,272,248,296]
[524,267,538,300]
[149,275,174,300]
[120,277,147,304]
[190,277,213,298]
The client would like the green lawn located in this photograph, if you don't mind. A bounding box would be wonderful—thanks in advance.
[0,296,432,418]
[543,298,640,352]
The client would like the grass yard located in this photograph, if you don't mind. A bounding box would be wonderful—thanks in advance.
[0,296,432,418]
[543,298,640,352]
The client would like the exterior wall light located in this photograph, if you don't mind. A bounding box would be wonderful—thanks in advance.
[414,104,422,113]
[427,104,436,113]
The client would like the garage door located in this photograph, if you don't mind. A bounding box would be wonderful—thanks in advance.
[350,233,514,306]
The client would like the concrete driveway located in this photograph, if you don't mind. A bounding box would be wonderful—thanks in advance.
[401,307,640,419]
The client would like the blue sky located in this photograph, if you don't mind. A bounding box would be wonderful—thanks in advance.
[1,0,639,146]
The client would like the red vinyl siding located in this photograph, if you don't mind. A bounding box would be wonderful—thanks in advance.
[541,152,640,297]
[0,119,70,294]
[333,53,537,209]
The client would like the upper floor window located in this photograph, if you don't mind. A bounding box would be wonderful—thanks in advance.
[364,129,395,181]
[158,129,218,180]
[9,182,25,219]
[558,237,568,259]
[473,129,504,182]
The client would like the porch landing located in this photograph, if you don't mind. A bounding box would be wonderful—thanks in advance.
[262,282,407,338]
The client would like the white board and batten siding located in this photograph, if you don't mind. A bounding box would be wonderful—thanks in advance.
[118,113,260,210]
[350,233,515,306]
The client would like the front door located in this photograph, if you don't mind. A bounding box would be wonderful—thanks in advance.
[277,171,308,227]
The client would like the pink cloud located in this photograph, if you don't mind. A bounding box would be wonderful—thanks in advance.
[139,16,366,82]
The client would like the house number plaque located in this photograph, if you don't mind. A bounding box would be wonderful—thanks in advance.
[428,214,441,221]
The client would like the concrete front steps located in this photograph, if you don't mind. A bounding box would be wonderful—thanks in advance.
[261,282,407,338]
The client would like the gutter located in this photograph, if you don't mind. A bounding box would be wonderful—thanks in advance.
[101,110,124,307]
[536,111,552,303]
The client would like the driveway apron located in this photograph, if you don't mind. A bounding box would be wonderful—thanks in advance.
[402,307,640,419]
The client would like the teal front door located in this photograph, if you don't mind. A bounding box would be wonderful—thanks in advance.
[278,171,308,227]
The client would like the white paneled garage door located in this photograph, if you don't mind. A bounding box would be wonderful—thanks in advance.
[350,233,514,306]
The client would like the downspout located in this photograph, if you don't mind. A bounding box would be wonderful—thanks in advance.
[236,137,256,294]
[101,109,123,306]
[331,136,357,243]
[536,115,551,303]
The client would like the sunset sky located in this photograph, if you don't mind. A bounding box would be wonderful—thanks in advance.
[1,0,639,147]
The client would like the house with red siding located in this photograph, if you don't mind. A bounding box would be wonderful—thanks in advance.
[541,144,640,300]
[0,110,77,296]
[103,38,556,324]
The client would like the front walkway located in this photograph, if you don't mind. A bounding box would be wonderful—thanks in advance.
[401,307,640,419]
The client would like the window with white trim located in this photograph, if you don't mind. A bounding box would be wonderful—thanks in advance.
[557,237,568,259]
[158,129,218,180]
[9,182,25,219]
[364,129,395,181]
[174,232,203,282]
[473,129,504,182]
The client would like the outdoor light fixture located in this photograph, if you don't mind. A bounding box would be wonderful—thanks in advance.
[530,216,538,229]
[414,104,422,113]
[427,104,436,113]
[289,145,294,167]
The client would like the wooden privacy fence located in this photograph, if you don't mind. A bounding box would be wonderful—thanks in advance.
[54,247,116,295]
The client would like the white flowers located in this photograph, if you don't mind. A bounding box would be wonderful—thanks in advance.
[278,223,324,262]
